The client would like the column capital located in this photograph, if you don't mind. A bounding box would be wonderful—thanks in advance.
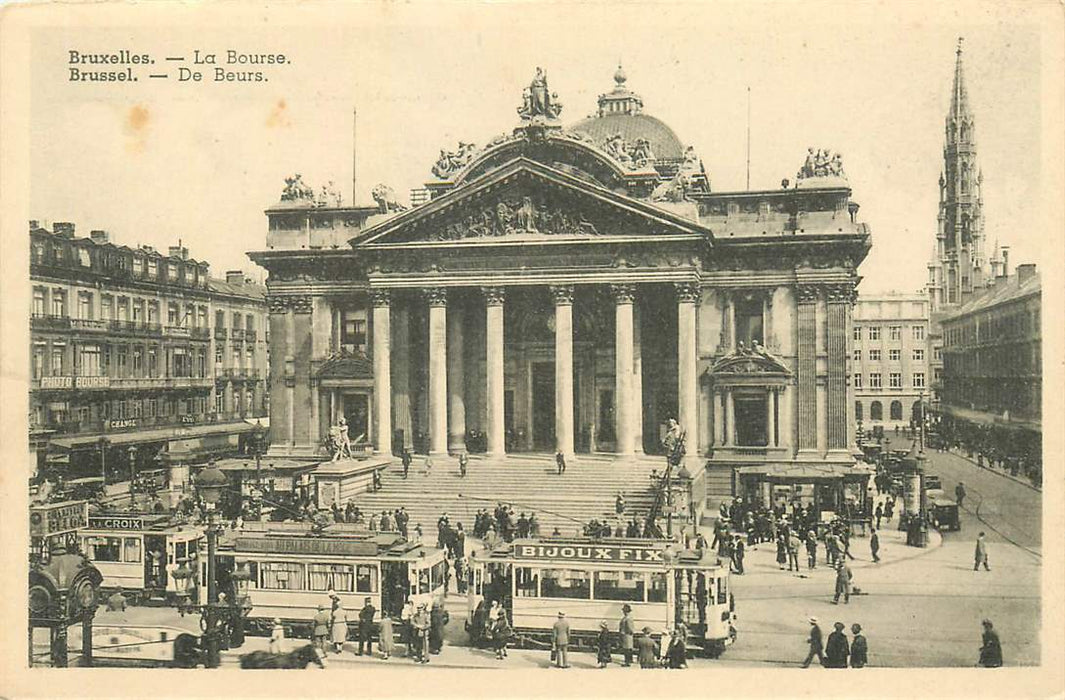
[267,296,289,314]
[674,282,701,304]
[422,287,448,307]
[290,295,313,314]
[824,283,858,304]
[549,285,575,306]
[482,286,506,306]
[795,284,822,304]
[610,283,636,304]
[369,289,392,308]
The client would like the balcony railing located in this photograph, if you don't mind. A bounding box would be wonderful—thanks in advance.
[40,411,256,436]
[70,319,108,332]
[245,329,257,343]
[215,327,228,339]
[164,325,191,338]
[31,314,71,331]
[191,327,211,340]
[231,329,246,341]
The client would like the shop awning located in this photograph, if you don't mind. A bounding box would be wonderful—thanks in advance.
[48,420,259,451]
[736,462,874,480]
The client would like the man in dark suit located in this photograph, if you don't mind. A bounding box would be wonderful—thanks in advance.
[357,597,376,656]
[801,617,824,667]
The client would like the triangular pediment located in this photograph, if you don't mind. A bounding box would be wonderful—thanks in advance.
[350,158,709,247]
[710,348,791,376]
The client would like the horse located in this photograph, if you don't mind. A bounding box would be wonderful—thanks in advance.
[239,644,325,669]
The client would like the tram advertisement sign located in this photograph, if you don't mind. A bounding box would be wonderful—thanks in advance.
[88,515,145,530]
[30,500,89,537]
[514,543,665,563]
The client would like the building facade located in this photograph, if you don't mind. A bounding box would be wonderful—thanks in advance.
[29,222,269,484]
[250,67,871,497]
[852,293,930,432]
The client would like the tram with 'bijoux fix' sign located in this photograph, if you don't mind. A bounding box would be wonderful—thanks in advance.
[208,521,448,637]
[466,537,737,657]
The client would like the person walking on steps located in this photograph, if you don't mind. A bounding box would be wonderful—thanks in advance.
[556,450,567,475]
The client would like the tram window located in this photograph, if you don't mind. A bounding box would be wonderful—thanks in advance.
[418,567,431,595]
[123,537,142,563]
[174,541,187,562]
[260,562,305,590]
[430,561,446,591]
[717,576,728,605]
[540,569,591,600]
[648,572,668,603]
[515,567,539,598]
[308,563,355,592]
[356,565,378,593]
[85,536,122,562]
[593,571,645,602]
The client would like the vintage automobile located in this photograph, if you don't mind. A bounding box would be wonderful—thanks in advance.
[929,497,961,532]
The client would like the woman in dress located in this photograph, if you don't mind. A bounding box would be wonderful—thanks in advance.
[596,620,612,668]
[776,535,788,570]
[329,596,349,654]
[378,615,395,660]
[492,611,512,660]
[268,618,286,655]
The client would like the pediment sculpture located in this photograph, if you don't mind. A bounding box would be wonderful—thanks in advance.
[428,194,599,241]
[711,341,790,376]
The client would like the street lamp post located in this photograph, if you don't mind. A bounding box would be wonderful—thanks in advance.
[194,463,227,668]
[97,436,110,486]
[253,419,265,491]
[127,446,138,507]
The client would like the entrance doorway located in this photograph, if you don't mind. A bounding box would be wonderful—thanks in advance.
[343,394,370,444]
[531,362,555,450]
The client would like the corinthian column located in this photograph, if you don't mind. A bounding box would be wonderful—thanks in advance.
[483,287,506,457]
[551,285,575,458]
[424,288,448,456]
[447,302,466,454]
[612,284,636,456]
[370,290,392,455]
[676,282,700,456]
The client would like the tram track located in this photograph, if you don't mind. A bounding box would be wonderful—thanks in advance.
[958,484,1041,560]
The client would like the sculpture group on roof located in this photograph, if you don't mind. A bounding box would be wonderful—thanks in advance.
[796,147,845,181]
[603,133,657,170]
[371,183,408,214]
[281,173,316,202]
[431,141,478,179]
[517,67,564,120]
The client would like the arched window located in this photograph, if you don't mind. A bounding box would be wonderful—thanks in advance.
[870,401,883,421]
[854,401,863,422]
[890,400,903,421]
[912,400,923,423]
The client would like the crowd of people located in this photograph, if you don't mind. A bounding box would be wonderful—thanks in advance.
[471,503,542,543]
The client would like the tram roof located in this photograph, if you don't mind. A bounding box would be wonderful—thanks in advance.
[220,521,441,560]
[83,510,197,533]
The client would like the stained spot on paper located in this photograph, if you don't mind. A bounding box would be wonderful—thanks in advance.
[267,99,291,128]
[124,104,150,153]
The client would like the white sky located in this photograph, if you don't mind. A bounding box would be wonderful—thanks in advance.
[29,4,1047,293]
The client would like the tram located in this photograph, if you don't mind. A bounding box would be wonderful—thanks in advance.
[466,537,736,657]
[209,521,448,637]
[78,512,204,605]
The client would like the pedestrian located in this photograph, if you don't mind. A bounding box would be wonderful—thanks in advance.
[378,614,395,659]
[329,592,349,654]
[429,602,446,654]
[850,624,868,668]
[841,528,856,561]
[400,599,414,657]
[459,451,468,477]
[825,622,850,668]
[974,531,990,571]
[269,617,286,655]
[493,610,512,660]
[787,532,801,572]
[552,611,571,668]
[357,596,376,656]
[776,536,788,570]
[615,493,626,516]
[955,481,967,508]
[978,619,1003,667]
[885,496,895,520]
[801,617,824,668]
[833,561,853,605]
[402,449,412,478]
[825,531,839,567]
[412,603,431,663]
[106,586,128,612]
[556,450,566,475]
[596,620,613,668]
[870,528,881,563]
[636,627,658,668]
[666,623,687,668]
[874,502,884,530]
[619,604,635,666]
[312,604,331,655]
[805,530,818,569]
[733,536,745,575]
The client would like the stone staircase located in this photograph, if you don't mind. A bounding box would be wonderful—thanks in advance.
[346,453,665,543]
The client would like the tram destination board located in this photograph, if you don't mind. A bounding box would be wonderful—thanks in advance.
[513,542,666,563]
[30,500,89,537]
[234,536,378,557]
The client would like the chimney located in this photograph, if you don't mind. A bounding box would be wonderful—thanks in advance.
[53,222,75,238]
[1000,246,1010,277]
[140,244,155,253]
[28,219,39,231]
[1016,263,1037,283]
[90,229,110,244]
[168,244,189,260]
[225,270,245,285]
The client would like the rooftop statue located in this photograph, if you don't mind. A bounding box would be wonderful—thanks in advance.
[371,183,408,213]
[796,147,846,181]
[431,141,478,179]
[317,180,343,207]
[517,67,563,120]
[281,173,316,202]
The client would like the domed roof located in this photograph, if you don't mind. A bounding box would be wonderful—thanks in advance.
[569,112,685,161]
[568,65,685,161]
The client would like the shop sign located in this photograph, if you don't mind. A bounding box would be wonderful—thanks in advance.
[235,536,377,557]
[76,376,111,389]
[514,543,665,563]
[39,376,73,389]
[108,418,138,430]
